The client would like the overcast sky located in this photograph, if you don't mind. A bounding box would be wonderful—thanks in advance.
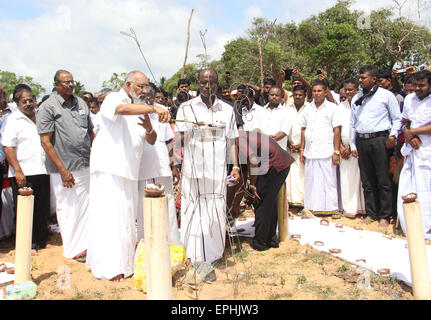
[0,0,427,95]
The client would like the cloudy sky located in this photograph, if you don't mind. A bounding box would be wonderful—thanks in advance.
[0,0,426,95]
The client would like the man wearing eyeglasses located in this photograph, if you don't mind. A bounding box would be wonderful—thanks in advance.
[37,69,95,263]
[85,70,170,282]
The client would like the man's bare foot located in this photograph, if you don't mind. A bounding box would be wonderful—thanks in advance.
[110,274,124,282]
[362,216,375,225]
[378,219,389,230]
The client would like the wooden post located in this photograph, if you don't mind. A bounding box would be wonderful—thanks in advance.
[403,196,431,300]
[277,183,289,242]
[144,195,173,300]
[14,188,34,284]
[181,9,194,79]
[258,39,264,89]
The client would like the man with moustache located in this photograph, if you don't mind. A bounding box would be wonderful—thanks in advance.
[255,86,295,151]
[37,70,94,262]
[175,68,240,264]
[2,85,50,250]
[338,79,365,218]
[397,70,431,239]
[350,65,401,230]
[85,71,170,281]
[300,80,342,215]
[285,85,311,208]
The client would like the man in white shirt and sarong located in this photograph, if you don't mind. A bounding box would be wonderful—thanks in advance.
[338,79,366,218]
[398,70,431,240]
[37,70,95,262]
[85,71,170,281]
[300,80,342,215]
[285,84,310,208]
[175,68,240,264]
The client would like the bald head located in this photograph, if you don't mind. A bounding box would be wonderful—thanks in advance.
[124,70,149,101]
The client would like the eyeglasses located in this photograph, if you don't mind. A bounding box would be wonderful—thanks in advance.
[58,80,75,86]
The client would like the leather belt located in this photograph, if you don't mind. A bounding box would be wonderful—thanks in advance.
[356,130,389,140]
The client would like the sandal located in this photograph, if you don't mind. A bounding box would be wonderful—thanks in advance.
[332,213,342,220]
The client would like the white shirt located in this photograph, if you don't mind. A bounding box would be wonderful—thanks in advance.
[299,99,342,159]
[175,96,238,179]
[401,93,431,160]
[90,112,101,135]
[1,110,47,177]
[241,103,265,132]
[90,88,147,180]
[149,104,175,177]
[338,100,353,146]
[256,103,295,150]
[285,102,311,146]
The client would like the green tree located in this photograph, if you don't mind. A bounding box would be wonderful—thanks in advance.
[0,70,46,100]
[162,64,199,95]
[102,72,127,91]
[73,81,86,97]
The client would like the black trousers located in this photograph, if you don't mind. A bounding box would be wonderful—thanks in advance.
[11,174,51,247]
[356,135,393,221]
[251,167,289,251]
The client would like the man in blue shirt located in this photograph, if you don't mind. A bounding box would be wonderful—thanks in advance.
[350,65,402,230]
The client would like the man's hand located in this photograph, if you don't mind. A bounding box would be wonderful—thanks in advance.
[403,128,414,143]
[352,150,359,158]
[290,144,301,153]
[300,149,305,165]
[59,168,75,188]
[340,145,350,160]
[249,185,261,202]
[410,136,422,150]
[138,115,152,132]
[154,105,171,123]
[386,136,396,149]
[292,67,302,78]
[15,171,26,188]
[229,167,241,184]
[171,165,180,185]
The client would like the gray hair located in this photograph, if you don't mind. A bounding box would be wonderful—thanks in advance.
[123,70,142,89]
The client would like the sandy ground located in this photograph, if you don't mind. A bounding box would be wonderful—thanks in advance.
[0,208,415,300]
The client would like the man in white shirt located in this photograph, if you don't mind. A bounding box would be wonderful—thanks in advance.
[2,85,50,250]
[236,84,265,132]
[85,71,170,281]
[255,87,295,151]
[300,80,342,214]
[397,70,431,240]
[175,68,240,264]
[285,85,310,207]
[338,79,365,218]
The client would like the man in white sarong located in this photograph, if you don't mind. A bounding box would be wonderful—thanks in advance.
[175,68,240,264]
[300,80,342,215]
[338,79,365,217]
[397,70,431,240]
[86,71,170,281]
[136,86,181,245]
[37,70,95,262]
[285,84,310,207]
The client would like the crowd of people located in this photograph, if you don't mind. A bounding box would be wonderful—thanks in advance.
[0,62,429,283]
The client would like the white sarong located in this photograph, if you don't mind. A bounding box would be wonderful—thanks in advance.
[339,156,365,216]
[86,172,138,280]
[51,167,90,259]
[137,176,181,246]
[304,157,338,213]
[180,176,226,264]
[397,146,431,240]
[286,152,305,206]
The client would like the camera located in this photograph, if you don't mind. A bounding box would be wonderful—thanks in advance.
[284,69,293,81]
[316,70,322,75]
